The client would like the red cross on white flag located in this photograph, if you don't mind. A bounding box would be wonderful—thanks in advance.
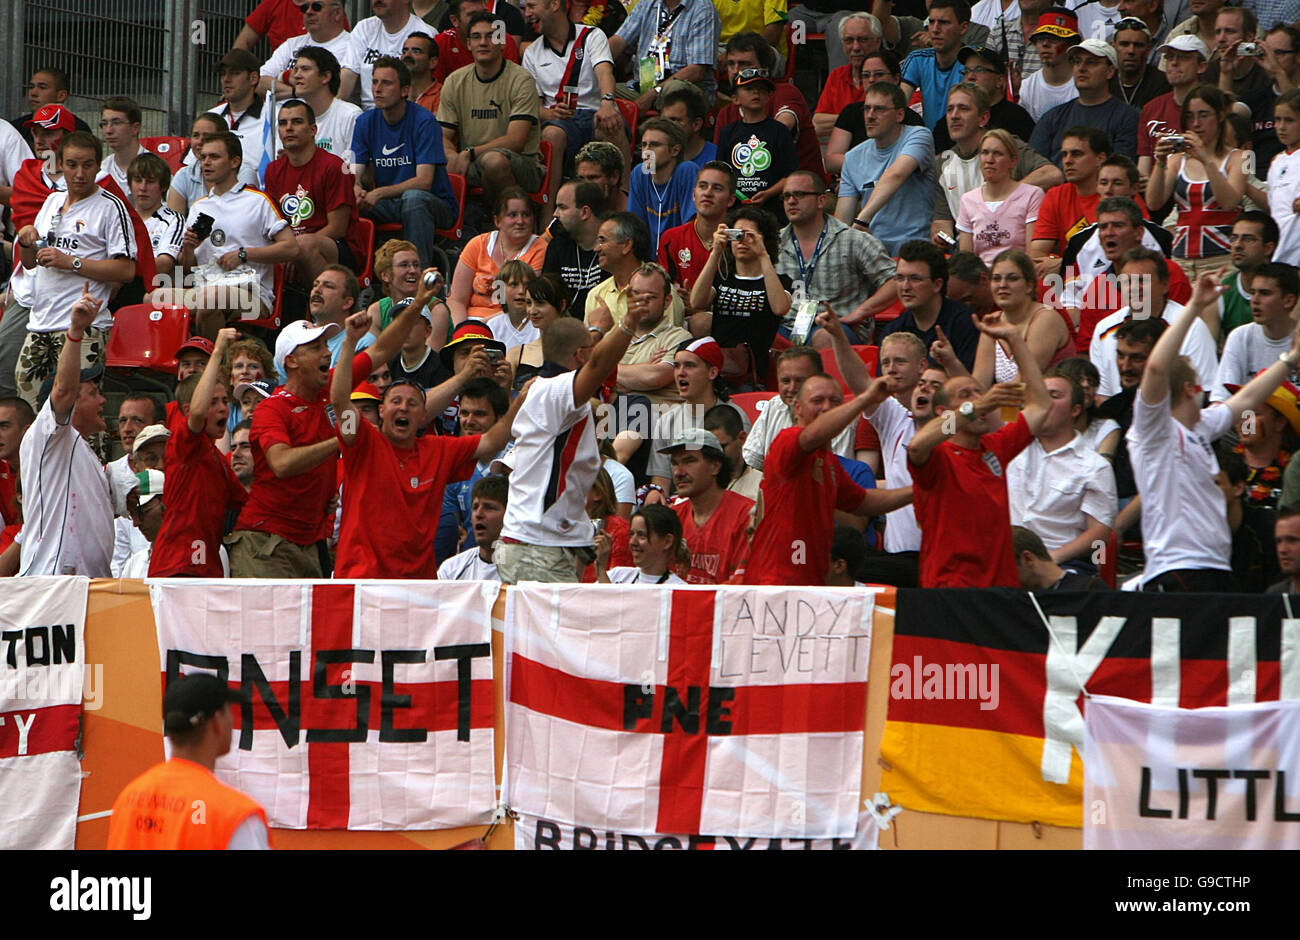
[150,580,497,831]
[505,584,873,840]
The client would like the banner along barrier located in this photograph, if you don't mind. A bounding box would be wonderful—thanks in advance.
[72,581,1080,849]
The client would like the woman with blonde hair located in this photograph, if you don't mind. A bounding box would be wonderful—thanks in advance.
[956,128,1043,264]
[973,249,1072,387]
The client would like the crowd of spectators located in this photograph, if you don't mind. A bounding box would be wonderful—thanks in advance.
[7,0,1300,595]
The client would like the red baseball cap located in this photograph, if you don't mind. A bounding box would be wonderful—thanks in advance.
[26,104,77,133]
[175,336,215,359]
[680,336,725,373]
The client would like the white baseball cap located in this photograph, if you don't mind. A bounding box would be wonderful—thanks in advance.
[274,321,341,374]
[1068,37,1118,67]
[132,423,171,456]
[132,469,165,507]
[1155,34,1210,60]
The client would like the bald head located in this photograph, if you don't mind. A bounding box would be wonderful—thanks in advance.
[542,317,593,366]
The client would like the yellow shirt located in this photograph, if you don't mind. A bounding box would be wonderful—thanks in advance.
[584,275,686,329]
[714,0,787,48]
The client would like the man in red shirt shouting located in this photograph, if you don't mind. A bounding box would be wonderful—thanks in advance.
[227,270,437,578]
[744,374,913,586]
[907,314,1052,588]
[329,312,526,579]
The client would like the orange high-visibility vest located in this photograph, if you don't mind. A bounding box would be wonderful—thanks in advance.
[107,758,270,850]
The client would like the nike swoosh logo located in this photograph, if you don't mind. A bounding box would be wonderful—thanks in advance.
[381,143,405,155]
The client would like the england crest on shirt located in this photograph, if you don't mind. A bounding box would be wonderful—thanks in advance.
[982,451,1003,477]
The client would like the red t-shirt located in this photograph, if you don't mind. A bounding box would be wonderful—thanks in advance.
[234,350,371,544]
[714,83,826,181]
[434,28,521,82]
[0,459,17,527]
[1033,184,1100,253]
[1138,93,1181,158]
[1074,258,1191,352]
[658,220,710,293]
[246,0,349,50]
[582,514,632,582]
[815,65,863,117]
[150,408,248,577]
[910,413,1033,588]
[744,427,865,586]
[674,490,754,584]
[263,148,364,267]
[334,418,480,578]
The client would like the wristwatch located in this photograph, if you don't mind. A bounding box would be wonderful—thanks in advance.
[1280,351,1298,367]
[467,147,476,163]
[601,93,615,102]
[958,401,976,420]
[238,247,247,264]
[71,257,82,271]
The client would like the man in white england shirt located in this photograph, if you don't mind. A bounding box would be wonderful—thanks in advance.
[18,288,114,577]
[1130,272,1300,591]
[496,314,636,584]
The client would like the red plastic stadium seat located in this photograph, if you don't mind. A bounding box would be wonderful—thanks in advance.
[1099,530,1118,589]
[438,172,467,242]
[356,217,377,289]
[729,391,772,424]
[141,136,190,174]
[820,345,878,392]
[249,265,285,331]
[105,304,191,373]
[616,98,639,143]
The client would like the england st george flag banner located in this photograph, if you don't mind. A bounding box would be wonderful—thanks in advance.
[881,589,1300,828]
[149,580,497,830]
[1085,695,1300,849]
[0,576,88,850]
[505,584,873,840]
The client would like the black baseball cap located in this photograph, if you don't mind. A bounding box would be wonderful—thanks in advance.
[36,362,104,411]
[163,673,250,735]
[959,46,1008,72]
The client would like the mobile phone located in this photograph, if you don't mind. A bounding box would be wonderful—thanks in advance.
[936,230,956,247]
[190,212,215,240]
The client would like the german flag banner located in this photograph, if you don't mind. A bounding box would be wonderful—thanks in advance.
[879,589,1300,828]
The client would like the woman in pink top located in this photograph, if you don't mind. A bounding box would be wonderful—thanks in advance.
[448,188,547,323]
[956,129,1044,265]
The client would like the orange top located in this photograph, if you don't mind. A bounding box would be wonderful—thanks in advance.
[107,758,270,850]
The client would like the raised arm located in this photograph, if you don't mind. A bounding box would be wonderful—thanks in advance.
[188,327,239,434]
[908,381,1025,466]
[573,309,637,406]
[973,312,1051,433]
[817,307,871,395]
[1140,272,1217,406]
[474,378,530,460]
[330,313,370,447]
[52,286,101,423]
[367,267,443,366]
[423,346,493,426]
[799,377,891,453]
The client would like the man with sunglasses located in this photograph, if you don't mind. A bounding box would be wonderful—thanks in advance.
[257,0,360,102]
[775,169,898,346]
[1108,17,1170,109]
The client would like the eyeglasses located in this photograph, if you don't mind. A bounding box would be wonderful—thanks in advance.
[295,1,338,11]
[966,65,1001,74]
[782,190,819,201]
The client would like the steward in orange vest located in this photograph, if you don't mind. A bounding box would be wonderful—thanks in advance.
[107,674,271,850]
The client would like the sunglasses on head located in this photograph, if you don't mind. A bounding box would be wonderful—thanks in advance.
[737,68,771,81]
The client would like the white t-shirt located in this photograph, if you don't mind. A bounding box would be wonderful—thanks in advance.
[867,395,921,553]
[29,188,136,332]
[604,456,636,507]
[350,14,430,109]
[1007,432,1117,552]
[502,370,601,547]
[186,183,289,308]
[8,171,64,310]
[1126,392,1234,578]
[112,516,150,576]
[143,205,186,261]
[1270,147,1300,265]
[521,24,615,112]
[487,312,539,350]
[18,400,114,578]
[742,394,854,471]
[1018,69,1079,121]
[99,144,149,194]
[313,98,362,157]
[1072,0,1123,41]
[437,547,500,581]
[261,30,361,82]
[1212,321,1293,402]
[1080,416,1120,453]
[120,544,152,579]
[0,120,34,187]
[106,453,137,518]
[970,0,1020,30]
[606,566,686,584]
[1090,300,1219,399]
